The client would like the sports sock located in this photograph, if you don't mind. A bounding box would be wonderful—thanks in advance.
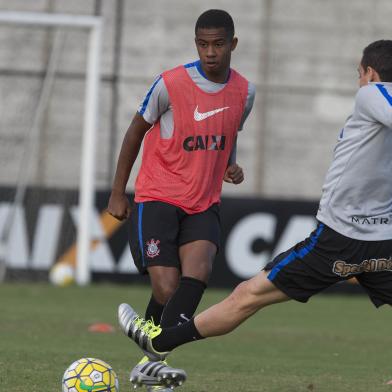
[145,295,165,324]
[153,317,204,352]
[160,276,206,328]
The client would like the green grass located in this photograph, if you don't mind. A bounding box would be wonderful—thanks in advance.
[0,283,391,392]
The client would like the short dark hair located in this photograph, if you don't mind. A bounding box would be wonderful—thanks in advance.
[361,40,392,82]
[195,9,235,38]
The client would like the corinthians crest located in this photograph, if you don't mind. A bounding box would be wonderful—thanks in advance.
[146,238,160,258]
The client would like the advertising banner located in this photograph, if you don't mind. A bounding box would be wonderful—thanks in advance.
[0,187,360,292]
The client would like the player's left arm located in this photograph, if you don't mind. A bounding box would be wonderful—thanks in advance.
[224,82,256,185]
[224,137,243,184]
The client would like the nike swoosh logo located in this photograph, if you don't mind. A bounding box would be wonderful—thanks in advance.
[79,379,108,391]
[194,105,229,121]
[180,313,190,322]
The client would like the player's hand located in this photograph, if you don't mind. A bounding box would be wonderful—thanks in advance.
[107,190,131,221]
[223,163,244,184]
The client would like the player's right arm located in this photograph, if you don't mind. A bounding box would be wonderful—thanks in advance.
[356,83,392,128]
[108,75,168,220]
[107,113,152,220]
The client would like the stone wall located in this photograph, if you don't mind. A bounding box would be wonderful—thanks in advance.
[0,0,390,199]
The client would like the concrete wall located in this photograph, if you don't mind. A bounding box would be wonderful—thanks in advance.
[0,0,390,200]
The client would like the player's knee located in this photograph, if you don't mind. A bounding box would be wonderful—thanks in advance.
[182,260,212,283]
[229,280,263,314]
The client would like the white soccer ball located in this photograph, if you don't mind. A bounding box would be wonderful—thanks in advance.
[62,357,119,391]
[49,263,75,286]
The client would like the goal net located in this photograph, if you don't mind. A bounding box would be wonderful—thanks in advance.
[0,11,102,285]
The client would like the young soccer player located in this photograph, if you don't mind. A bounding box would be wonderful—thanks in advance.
[118,39,392,370]
[108,9,255,390]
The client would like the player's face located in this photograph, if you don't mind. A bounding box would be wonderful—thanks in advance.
[195,27,238,83]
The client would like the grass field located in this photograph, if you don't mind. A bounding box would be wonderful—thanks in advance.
[1,283,392,392]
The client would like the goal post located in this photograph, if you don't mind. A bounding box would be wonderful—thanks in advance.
[0,11,103,286]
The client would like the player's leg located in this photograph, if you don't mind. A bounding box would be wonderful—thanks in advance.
[118,271,287,358]
[128,201,185,388]
[179,239,216,281]
[128,201,182,319]
[158,205,220,327]
[138,269,185,391]
[159,240,215,327]
[145,266,180,323]
[146,271,288,354]
[129,207,219,388]
[194,270,289,336]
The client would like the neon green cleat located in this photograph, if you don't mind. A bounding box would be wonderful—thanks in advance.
[118,303,170,361]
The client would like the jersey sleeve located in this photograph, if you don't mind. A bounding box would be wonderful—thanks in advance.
[355,83,392,128]
[238,82,256,131]
[137,75,170,125]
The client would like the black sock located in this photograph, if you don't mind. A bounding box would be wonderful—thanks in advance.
[145,295,165,324]
[153,317,204,351]
[160,276,206,328]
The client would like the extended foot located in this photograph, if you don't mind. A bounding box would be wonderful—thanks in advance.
[130,356,186,389]
[118,303,170,361]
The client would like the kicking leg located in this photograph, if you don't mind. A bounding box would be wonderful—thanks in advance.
[194,270,289,336]
[119,271,289,357]
[150,271,289,352]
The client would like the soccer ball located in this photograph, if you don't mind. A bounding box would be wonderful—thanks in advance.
[62,358,119,391]
[49,263,75,287]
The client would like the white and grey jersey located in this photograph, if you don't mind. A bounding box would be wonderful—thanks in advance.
[138,60,256,139]
[317,82,392,240]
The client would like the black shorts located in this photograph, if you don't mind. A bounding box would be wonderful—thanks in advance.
[129,201,220,274]
[265,222,392,307]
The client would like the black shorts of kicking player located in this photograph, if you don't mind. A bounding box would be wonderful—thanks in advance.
[264,222,392,308]
[129,201,221,275]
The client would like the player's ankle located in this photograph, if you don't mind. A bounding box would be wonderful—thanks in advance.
[153,317,204,352]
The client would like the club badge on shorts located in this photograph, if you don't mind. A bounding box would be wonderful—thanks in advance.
[146,238,160,258]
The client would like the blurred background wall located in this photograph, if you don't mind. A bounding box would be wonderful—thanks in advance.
[0,0,390,200]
